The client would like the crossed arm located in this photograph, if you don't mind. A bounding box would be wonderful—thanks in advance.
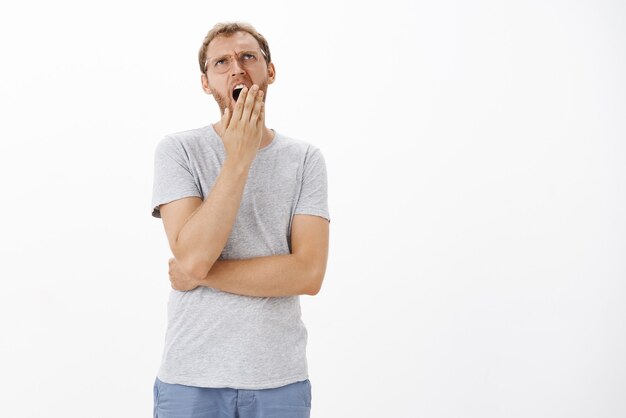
[164,207,329,297]
[158,175,329,297]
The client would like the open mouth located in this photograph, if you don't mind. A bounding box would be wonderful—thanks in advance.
[232,84,245,101]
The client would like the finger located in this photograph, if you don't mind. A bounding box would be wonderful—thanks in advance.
[256,100,265,129]
[241,85,258,122]
[250,90,264,125]
[221,107,231,130]
[230,87,248,125]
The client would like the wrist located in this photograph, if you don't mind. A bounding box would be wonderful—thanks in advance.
[223,157,252,175]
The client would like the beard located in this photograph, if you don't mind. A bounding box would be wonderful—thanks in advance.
[211,79,269,116]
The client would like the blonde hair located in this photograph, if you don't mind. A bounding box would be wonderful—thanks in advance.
[198,22,271,73]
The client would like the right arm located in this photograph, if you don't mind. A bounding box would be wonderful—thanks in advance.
[159,85,265,281]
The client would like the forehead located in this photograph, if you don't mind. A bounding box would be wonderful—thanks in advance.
[207,31,261,56]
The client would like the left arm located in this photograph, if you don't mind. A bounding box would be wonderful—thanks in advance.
[168,214,329,297]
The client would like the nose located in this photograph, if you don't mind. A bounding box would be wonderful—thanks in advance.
[230,58,245,76]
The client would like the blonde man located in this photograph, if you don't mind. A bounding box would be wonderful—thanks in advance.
[151,22,330,418]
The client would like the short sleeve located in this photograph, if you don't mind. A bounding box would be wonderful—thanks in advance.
[294,147,330,222]
[151,136,202,218]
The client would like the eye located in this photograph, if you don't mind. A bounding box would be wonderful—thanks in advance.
[214,58,228,67]
[242,53,256,61]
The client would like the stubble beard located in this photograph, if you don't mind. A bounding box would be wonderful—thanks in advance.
[212,80,269,116]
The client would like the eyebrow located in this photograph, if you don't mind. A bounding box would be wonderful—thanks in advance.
[210,54,231,61]
[208,48,256,59]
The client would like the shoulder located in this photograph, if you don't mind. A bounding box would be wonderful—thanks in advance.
[154,126,218,157]
[272,131,324,160]
[158,126,212,148]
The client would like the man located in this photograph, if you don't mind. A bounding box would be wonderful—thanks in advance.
[151,22,330,418]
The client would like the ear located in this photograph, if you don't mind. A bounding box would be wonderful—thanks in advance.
[267,62,276,85]
[201,74,213,95]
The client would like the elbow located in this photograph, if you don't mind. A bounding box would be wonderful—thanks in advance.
[178,255,216,283]
[304,269,325,296]
[306,286,321,296]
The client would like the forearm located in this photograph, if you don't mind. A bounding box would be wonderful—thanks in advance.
[200,254,318,297]
[174,159,250,280]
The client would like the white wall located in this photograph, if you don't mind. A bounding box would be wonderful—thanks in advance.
[1,0,624,417]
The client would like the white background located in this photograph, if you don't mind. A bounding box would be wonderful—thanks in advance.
[1,0,624,417]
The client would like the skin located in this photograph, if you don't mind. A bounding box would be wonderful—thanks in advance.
[160,31,329,297]
[201,31,276,149]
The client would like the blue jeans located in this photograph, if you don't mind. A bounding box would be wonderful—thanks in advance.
[153,377,312,418]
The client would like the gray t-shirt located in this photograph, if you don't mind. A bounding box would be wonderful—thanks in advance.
[151,124,329,389]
